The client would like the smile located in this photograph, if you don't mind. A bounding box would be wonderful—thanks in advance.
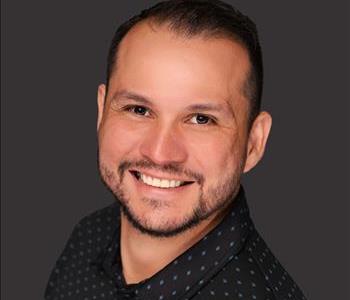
[130,171,194,189]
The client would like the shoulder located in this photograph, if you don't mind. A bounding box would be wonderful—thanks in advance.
[74,202,120,233]
[236,229,307,300]
[190,229,307,300]
[59,202,120,260]
[65,203,120,250]
[45,203,120,299]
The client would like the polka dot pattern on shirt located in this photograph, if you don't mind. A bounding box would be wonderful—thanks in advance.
[45,187,307,300]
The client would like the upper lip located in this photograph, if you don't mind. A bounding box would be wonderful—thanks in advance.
[130,169,195,182]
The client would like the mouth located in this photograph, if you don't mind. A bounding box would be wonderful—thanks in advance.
[130,170,195,189]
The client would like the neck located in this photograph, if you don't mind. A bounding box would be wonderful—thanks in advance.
[119,210,227,284]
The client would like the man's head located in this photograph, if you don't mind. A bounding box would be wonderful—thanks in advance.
[97,0,272,237]
[106,0,263,126]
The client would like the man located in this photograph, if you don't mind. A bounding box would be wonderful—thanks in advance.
[45,1,307,299]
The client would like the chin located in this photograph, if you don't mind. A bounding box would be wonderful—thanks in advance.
[120,199,203,238]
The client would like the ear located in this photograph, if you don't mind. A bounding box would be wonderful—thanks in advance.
[243,111,272,173]
[97,84,106,130]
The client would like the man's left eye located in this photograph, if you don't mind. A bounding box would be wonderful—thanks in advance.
[189,114,214,125]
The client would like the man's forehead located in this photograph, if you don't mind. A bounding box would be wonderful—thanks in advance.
[115,21,250,80]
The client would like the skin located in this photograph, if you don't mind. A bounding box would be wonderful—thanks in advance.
[97,21,272,283]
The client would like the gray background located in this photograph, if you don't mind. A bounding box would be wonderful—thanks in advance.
[2,0,349,299]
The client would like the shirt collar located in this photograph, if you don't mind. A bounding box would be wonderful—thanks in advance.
[92,186,253,299]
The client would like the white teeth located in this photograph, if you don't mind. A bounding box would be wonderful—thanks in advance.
[160,179,170,188]
[139,173,184,188]
[144,175,153,186]
[153,178,161,186]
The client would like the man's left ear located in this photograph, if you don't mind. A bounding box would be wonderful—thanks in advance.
[243,111,272,173]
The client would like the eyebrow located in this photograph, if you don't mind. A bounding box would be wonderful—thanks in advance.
[185,103,232,116]
[111,89,235,118]
[111,90,152,105]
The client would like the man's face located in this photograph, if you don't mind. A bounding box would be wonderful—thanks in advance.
[97,22,252,237]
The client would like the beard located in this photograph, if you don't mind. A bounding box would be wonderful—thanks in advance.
[99,156,245,238]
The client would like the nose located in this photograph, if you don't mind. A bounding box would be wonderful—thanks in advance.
[139,123,188,166]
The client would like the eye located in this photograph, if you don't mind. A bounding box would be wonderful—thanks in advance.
[189,114,215,125]
[127,105,151,117]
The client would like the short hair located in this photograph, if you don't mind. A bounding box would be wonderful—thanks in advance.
[106,0,263,126]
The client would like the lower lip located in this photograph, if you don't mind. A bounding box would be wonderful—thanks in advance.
[129,171,194,195]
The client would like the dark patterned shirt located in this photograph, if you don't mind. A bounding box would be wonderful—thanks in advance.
[45,187,307,299]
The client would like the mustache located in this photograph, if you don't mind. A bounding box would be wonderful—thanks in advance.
[118,159,204,185]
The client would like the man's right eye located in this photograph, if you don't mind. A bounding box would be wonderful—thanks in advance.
[125,105,151,116]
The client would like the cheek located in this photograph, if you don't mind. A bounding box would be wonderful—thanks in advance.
[98,119,141,162]
[186,130,241,175]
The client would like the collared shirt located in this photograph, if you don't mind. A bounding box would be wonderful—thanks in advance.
[45,188,307,300]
